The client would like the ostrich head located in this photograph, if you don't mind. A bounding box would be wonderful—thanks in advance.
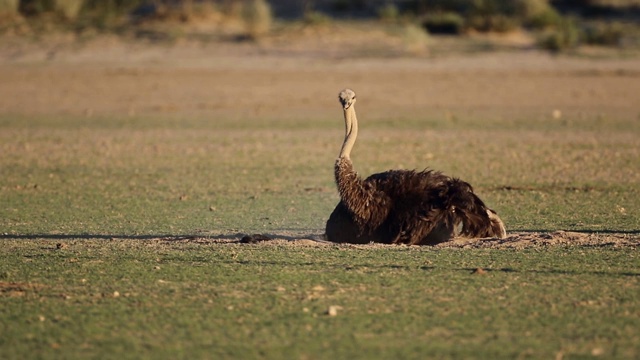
[337,88,358,159]
[339,89,356,110]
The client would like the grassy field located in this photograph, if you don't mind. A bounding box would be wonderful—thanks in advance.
[1,113,638,236]
[1,239,639,359]
[1,110,639,359]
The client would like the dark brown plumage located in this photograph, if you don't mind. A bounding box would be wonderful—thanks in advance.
[325,88,506,245]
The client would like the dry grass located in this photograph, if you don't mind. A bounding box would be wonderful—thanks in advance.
[0,0,18,13]
[242,0,272,39]
[55,0,84,20]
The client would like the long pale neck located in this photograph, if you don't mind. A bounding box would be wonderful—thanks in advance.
[338,106,358,159]
[334,104,389,229]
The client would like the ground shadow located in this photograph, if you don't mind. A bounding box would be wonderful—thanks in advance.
[462,267,640,278]
[0,233,232,241]
[516,229,640,234]
[0,232,328,243]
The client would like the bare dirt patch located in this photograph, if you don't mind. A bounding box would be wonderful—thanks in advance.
[438,231,640,249]
[166,231,639,249]
[1,29,639,121]
[0,281,46,298]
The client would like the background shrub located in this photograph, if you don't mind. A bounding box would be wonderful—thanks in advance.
[0,0,19,15]
[18,0,55,16]
[242,0,272,39]
[377,3,400,22]
[583,22,624,46]
[516,0,562,29]
[55,0,83,20]
[538,16,581,51]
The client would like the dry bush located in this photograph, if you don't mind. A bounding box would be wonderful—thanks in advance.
[515,0,551,18]
[412,0,562,33]
[538,16,581,51]
[54,0,83,20]
[303,10,331,25]
[377,3,400,22]
[0,0,19,14]
[467,13,520,33]
[242,0,272,39]
[400,22,429,54]
[220,0,243,18]
[516,0,561,29]
[583,22,624,46]
[16,0,96,21]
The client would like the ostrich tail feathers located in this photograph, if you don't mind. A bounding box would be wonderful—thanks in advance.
[446,179,507,239]
[486,209,507,238]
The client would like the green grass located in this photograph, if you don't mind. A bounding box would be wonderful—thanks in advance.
[1,112,639,358]
[1,113,638,235]
[1,240,638,358]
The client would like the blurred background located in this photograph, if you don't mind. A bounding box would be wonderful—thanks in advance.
[1,0,639,52]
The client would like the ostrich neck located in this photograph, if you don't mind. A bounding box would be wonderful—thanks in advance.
[334,103,388,230]
[338,106,358,159]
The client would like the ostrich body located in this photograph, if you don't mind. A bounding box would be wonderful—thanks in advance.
[325,89,506,245]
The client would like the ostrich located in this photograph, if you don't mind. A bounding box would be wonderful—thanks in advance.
[325,88,506,245]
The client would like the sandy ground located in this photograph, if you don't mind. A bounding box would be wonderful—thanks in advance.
[1,28,638,248]
[152,230,637,249]
[1,30,640,122]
